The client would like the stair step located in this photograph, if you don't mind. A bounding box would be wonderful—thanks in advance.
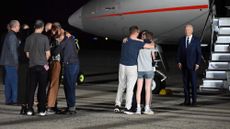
[214,44,230,52]
[216,36,230,44]
[219,18,230,27]
[201,18,230,92]
[218,27,230,35]
[208,61,230,70]
[206,70,227,79]
[202,79,226,88]
[199,85,224,92]
[211,53,230,61]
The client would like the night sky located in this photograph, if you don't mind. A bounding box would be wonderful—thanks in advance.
[0,0,89,31]
[0,0,113,50]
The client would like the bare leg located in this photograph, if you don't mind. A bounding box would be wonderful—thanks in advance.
[145,79,152,106]
[136,79,144,106]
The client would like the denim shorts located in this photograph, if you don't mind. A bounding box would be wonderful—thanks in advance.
[138,71,154,79]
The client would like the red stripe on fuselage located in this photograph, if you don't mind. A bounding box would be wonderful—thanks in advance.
[91,4,209,19]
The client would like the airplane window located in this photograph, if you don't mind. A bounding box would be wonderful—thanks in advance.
[105,6,116,11]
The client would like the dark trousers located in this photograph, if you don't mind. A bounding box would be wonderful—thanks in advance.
[64,63,79,108]
[182,68,197,104]
[28,65,48,112]
[18,63,29,104]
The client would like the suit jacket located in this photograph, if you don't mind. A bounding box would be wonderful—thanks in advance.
[0,31,19,66]
[177,36,202,70]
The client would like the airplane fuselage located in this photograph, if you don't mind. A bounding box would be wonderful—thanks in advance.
[69,0,211,44]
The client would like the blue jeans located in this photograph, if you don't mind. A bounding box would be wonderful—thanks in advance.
[4,66,18,104]
[64,63,79,108]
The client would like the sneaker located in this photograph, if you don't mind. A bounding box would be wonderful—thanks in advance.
[47,108,56,115]
[39,111,47,116]
[26,110,34,116]
[136,107,141,114]
[123,108,134,115]
[114,105,121,113]
[143,109,154,115]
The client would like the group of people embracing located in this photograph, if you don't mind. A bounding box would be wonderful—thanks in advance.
[0,19,80,116]
[114,24,202,115]
[114,25,156,115]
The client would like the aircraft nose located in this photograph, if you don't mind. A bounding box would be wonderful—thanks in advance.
[68,7,83,30]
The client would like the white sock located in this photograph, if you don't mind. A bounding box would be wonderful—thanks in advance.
[137,104,141,108]
[145,105,150,110]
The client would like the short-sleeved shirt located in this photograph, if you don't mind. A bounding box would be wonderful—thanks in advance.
[120,38,144,66]
[24,33,50,67]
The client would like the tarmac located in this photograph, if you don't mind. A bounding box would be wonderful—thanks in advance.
[0,49,230,129]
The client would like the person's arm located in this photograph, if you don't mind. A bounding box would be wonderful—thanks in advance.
[24,37,30,58]
[135,38,144,42]
[45,50,51,60]
[129,37,144,42]
[53,36,66,55]
[143,42,155,49]
[26,52,29,58]
[44,37,51,60]
[122,37,128,43]
[151,50,156,60]
[177,39,182,70]
[8,34,18,63]
[195,39,202,71]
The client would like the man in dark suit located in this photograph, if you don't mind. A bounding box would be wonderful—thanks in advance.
[177,24,202,106]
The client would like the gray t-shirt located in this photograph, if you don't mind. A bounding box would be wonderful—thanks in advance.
[137,48,156,72]
[24,33,50,67]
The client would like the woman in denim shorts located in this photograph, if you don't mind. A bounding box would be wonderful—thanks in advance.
[136,31,156,115]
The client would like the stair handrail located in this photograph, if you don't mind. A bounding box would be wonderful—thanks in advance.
[200,0,216,44]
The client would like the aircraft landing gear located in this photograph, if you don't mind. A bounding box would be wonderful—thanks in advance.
[152,70,167,94]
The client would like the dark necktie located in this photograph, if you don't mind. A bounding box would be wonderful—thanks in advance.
[186,37,189,48]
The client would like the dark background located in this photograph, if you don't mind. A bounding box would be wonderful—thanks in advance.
[0,0,228,50]
[0,0,227,27]
[0,0,88,29]
[0,0,122,50]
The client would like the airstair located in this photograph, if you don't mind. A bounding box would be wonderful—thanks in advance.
[200,18,230,91]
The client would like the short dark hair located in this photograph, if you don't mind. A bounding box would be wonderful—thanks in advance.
[34,20,44,29]
[129,25,139,35]
[146,31,154,41]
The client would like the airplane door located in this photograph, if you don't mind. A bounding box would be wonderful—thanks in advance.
[94,1,122,39]
[104,0,120,14]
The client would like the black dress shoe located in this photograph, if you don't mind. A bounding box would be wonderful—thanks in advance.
[5,102,13,105]
[185,102,190,106]
[191,102,197,107]
[20,105,27,115]
[179,102,190,106]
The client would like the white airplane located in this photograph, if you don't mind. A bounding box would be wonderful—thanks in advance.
[68,0,212,44]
